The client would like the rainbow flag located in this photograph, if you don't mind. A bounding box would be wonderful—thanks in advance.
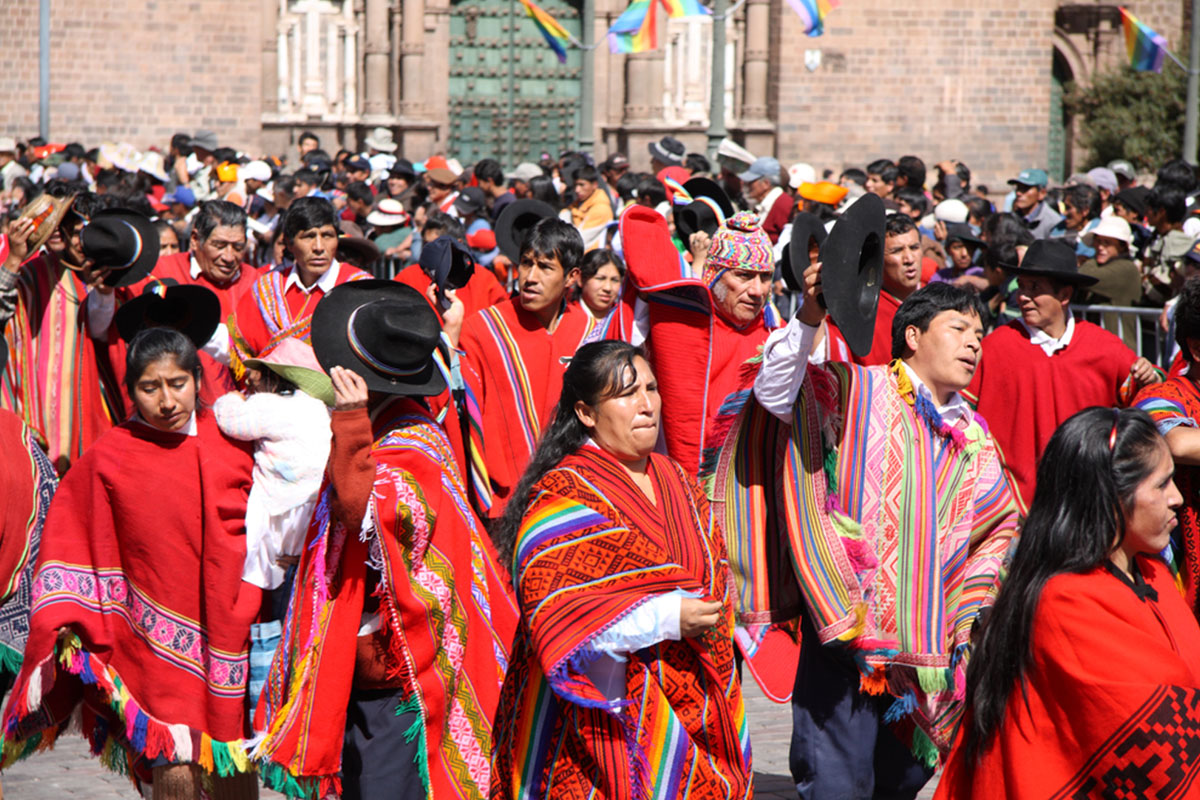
[608,0,657,54]
[1120,8,1168,73]
[784,0,838,37]
[660,0,710,19]
[519,0,571,64]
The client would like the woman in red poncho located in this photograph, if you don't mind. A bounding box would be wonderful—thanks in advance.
[0,328,261,800]
[489,340,753,799]
[937,406,1200,799]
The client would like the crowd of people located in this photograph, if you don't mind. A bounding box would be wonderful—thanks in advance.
[0,124,1198,799]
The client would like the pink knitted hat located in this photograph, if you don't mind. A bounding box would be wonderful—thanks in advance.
[703,211,774,287]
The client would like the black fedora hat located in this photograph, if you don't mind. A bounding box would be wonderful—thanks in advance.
[783,212,829,292]
[1007,239,1098,286]
[674,178,735,244]
[495,199,556,262]
[311,280,446,397]
[82,208,160,288]
[819,193,886,357]
[420,236,476,292]
[115,279,221,348]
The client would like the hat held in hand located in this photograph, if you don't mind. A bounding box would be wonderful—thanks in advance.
[312,281,446,397]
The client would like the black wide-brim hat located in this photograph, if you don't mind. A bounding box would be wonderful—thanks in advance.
[115,280,221,347]
[496,199,557,262]
[674,177,735,244]
[420,235,476,292]
[783,212,829,292]
[819,193,886,357]
[82,208,160,288]
[1006,238,1099,286]
[312,280,446,397]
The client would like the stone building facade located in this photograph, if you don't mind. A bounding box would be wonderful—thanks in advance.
[0,0,1188,189]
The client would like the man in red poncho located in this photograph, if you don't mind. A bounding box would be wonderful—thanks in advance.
[95,201,258,406]
[0,193,123,473]
[620,206,782,483]
[255,281,517,800]
[229,197,371,374]
[965,239,1160,511]
[458,218,607,515]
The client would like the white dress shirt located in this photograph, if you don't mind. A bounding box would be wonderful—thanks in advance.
[1019,314,1075,357]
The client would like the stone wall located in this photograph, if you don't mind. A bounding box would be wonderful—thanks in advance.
[0,0,262,153]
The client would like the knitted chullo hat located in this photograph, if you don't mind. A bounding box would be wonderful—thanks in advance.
[703,210,774,287]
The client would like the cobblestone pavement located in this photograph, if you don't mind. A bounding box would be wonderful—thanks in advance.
[1,681,937,798]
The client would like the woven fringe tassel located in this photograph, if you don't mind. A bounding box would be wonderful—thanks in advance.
[910,727,940,769]
[396,696,430,792]
[210,738,236,777]
[199,733,215,773]
[0,644,22,675]
[882,692,918,724]
[916,666,948,695]
[858,666,888,696]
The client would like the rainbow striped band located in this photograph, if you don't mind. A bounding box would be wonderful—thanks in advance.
[114,221,144,269]
[346,305,426,377]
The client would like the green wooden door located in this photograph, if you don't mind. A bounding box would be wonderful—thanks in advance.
[449,0,582,168]
[1048,49,1071,184]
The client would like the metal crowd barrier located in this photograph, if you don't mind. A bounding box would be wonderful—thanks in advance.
[1069,304,1170,368]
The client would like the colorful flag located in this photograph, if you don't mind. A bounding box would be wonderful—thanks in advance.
[660,0,710,19]
[1120,8,1168,73]
[519,0,571,64]
[607,0,707,55]
[784,0,838,37]
[608,0,657,54]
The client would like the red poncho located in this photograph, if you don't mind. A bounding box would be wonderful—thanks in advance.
[491,445,752,799]
[936,556,1200,798]
[964,319,1140,511]
[255,400,518,799]
[0,413,260,782]
[229,262,372,371]
[394,261,509,319]
[459,298,605,514]
[620,206,779,479]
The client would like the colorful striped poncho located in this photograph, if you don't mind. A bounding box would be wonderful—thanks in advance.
[254,399,518,799]
[716,360,1020,763]
[491,445,752,800]
[0,410,56,674]
[0,253,120,472]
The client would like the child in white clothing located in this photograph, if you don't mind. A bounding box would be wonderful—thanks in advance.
[214,338,333,591]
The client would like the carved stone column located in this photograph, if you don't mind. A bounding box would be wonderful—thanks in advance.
[399,0,427,116]
[261,0,279,115]
[740,0,769,122]
[363,0,391,117]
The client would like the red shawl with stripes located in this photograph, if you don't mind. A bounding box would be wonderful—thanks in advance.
[490,445,752,800]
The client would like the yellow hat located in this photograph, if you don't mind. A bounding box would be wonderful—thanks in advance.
[798,181,848,207]
[215,162,239,183]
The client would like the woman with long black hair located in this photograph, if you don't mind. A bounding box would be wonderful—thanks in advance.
[936,406,1200,798]
[489,340,753,800]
